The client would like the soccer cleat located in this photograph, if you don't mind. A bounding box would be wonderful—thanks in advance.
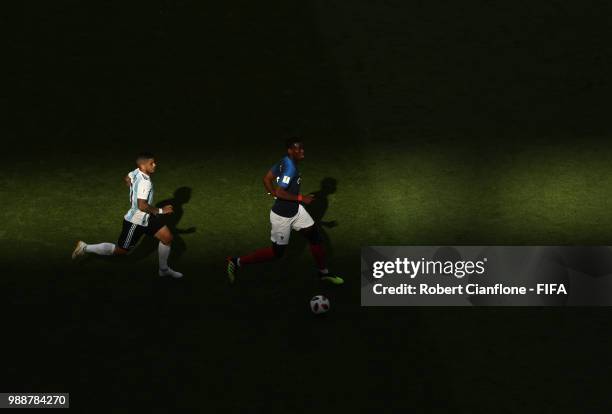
[319,273,344,285]
[72,240,87,259]
[159,268,183,279]
[226,256,238,284]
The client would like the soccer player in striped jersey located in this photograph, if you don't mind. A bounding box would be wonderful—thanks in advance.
[72,152,183,278]
[226,139,343,285]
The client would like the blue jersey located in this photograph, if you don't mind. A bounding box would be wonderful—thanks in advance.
[271,156,301,218]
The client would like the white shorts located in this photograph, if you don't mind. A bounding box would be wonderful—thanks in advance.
[270,205,315,245]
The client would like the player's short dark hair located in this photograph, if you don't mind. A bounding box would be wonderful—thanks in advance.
[285,138,302,149]
[136,151,155,164]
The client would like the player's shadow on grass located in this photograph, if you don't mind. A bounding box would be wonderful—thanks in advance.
[126,187,195,265]
[290,177,338,265]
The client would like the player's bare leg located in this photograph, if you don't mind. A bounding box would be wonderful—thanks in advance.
[155,225,183,278]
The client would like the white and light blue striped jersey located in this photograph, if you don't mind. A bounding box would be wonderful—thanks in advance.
[124,168,154,226]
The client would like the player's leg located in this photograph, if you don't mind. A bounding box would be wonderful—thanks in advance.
[226,211,291,283]
[237,242,286,265]
[73,221,138,258]
[73,240,114,258]
[154,225,183,279]
[227,243,286,284]
[295,206,344,285]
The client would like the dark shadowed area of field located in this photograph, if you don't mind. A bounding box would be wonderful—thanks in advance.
[4,1,612,411]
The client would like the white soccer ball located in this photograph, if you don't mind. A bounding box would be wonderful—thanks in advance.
[310,295,330,314]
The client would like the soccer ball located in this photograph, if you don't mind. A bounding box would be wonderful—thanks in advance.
[310,295,330,314]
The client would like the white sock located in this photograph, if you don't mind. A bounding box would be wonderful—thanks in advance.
[84,243,115,256]
[158,242,171,270]
[237,257,241,267]
[319,268,329,275]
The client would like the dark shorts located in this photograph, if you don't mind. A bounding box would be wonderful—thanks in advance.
[117,215,165,251]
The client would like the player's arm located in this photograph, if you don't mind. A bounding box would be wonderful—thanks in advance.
[138,199,173,215]
[124,175,132,187]
[274,188,314,204]
[135,181,173,215]
[263,170,277,196]
[263,169,301,201]
[268,169,314,204]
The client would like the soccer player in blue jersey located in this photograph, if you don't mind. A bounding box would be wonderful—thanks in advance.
[72,152,183,278]
[227,139,343,285]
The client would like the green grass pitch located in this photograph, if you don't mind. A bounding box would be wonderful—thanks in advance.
[4,136,612,410]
